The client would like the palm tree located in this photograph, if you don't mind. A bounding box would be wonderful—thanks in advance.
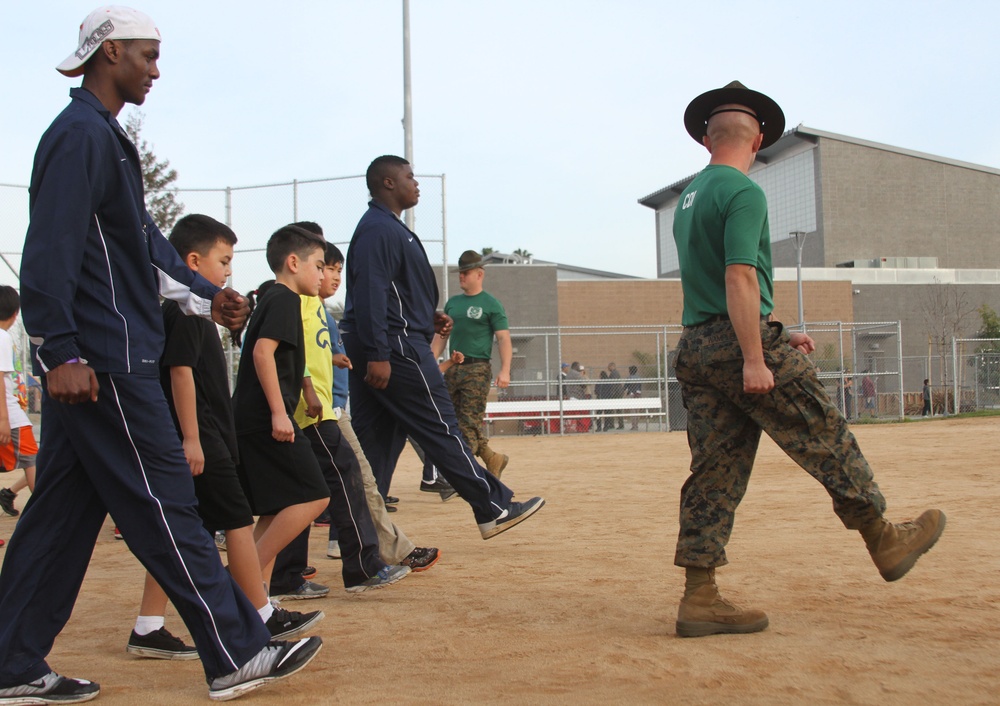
[513,248,533,260]
[481,247,495,256]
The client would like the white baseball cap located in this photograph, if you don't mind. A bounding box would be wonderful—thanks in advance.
[56,6,160,77]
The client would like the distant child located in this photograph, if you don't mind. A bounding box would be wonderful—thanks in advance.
[0,286,36,519]
[232,225,332,592]
[922,379,932,417]
[126,215,323,660]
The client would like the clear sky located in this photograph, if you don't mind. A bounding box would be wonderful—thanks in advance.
[2,0,998,297]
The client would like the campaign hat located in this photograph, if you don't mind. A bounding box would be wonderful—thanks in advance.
[684,80,785,149]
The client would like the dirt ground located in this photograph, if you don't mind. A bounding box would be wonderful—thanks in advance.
[0,416,996,705]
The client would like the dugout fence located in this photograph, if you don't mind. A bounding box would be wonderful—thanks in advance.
[949,337,1000,414]
[483,320,904,438]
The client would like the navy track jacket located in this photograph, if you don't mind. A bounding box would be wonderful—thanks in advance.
[340,200,439,361]
[21,88,220,377]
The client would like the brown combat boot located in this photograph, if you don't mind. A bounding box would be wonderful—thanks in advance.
[860,509,946,582]
[477,444,509,480]
[675,569,769,638]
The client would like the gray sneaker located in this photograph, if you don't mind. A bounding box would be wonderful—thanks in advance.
[345,564,410,594]
[273,581,329,601]
[478,497,545,539]
[208,637,323,701]
[0,671,99,704]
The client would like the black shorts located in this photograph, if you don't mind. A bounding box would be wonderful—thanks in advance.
[193,435,254,533]
[237,427,330,516]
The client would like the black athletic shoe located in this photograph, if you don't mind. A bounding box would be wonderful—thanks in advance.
[126,627,199,661]
[420,479,453,494]
[478,497,546,539]
[265,607,324,641]
[301,566,317,580]
[208,637,323,701]
[384,496,399,505]
[0,488,18,517]
[0,671,99,704]
[399,547,440,572]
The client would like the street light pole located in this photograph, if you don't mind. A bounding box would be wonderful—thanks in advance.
[402,0,414,230]
[790,230,808,330]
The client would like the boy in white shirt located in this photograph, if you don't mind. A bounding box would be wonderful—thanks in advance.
[0,286,36,519]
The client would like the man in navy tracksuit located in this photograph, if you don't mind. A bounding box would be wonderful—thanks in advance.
[0,7,319,702]
[340,155,544,540]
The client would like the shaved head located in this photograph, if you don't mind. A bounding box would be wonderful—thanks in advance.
[706,104,762,146]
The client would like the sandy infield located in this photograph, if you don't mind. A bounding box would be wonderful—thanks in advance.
[0,416,995,705]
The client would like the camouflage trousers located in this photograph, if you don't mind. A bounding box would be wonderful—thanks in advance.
[443,361,491,456]
[673,319,887,568]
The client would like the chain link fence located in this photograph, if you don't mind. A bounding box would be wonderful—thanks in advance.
[0,175,448,297]
[948,337,1000,414]
[486,320,905,438]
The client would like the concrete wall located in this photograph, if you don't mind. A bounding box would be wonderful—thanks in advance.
[817,139,1000,268]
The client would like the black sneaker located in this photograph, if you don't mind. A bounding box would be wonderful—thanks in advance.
[0,488,18,517]
[420,479,453,494]
[384,496,399,505]
[301,566,317,580]
[0,671,99,704]
[439,488,458,502]
[478,497,546,539]
[399,547,440,572]
[265,607,324,641]
[208,637,323,701]
[126,627,199,660]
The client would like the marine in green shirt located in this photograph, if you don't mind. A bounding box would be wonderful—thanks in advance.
[433,251,512,478]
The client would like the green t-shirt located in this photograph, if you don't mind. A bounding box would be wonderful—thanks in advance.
[672,164,774,326]
[444,290,509,360]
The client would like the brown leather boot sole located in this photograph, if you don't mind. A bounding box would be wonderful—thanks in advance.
[875,510,947,582]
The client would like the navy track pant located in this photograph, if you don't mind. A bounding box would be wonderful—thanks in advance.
[0,374,269,686]
[271,420,384,590]
[343,333,512,525]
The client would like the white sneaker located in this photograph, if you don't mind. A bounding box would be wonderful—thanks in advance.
[327,540,340,559]
[0,671,99,703]
[208,637,323,701]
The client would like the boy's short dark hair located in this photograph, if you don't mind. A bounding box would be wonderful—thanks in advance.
[292,221,323,237]
[265,224,326,273]
[292,222,341,266]
[168,214,237,259]
[325,243,344,267]
[366,155,409,195]
[0,286,20,321]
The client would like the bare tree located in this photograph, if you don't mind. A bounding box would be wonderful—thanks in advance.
[123,110,185,232]
[919,279,977,386]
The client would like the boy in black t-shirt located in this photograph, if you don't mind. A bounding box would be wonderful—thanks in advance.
[126,215,324,660]
[232,225,331,592]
